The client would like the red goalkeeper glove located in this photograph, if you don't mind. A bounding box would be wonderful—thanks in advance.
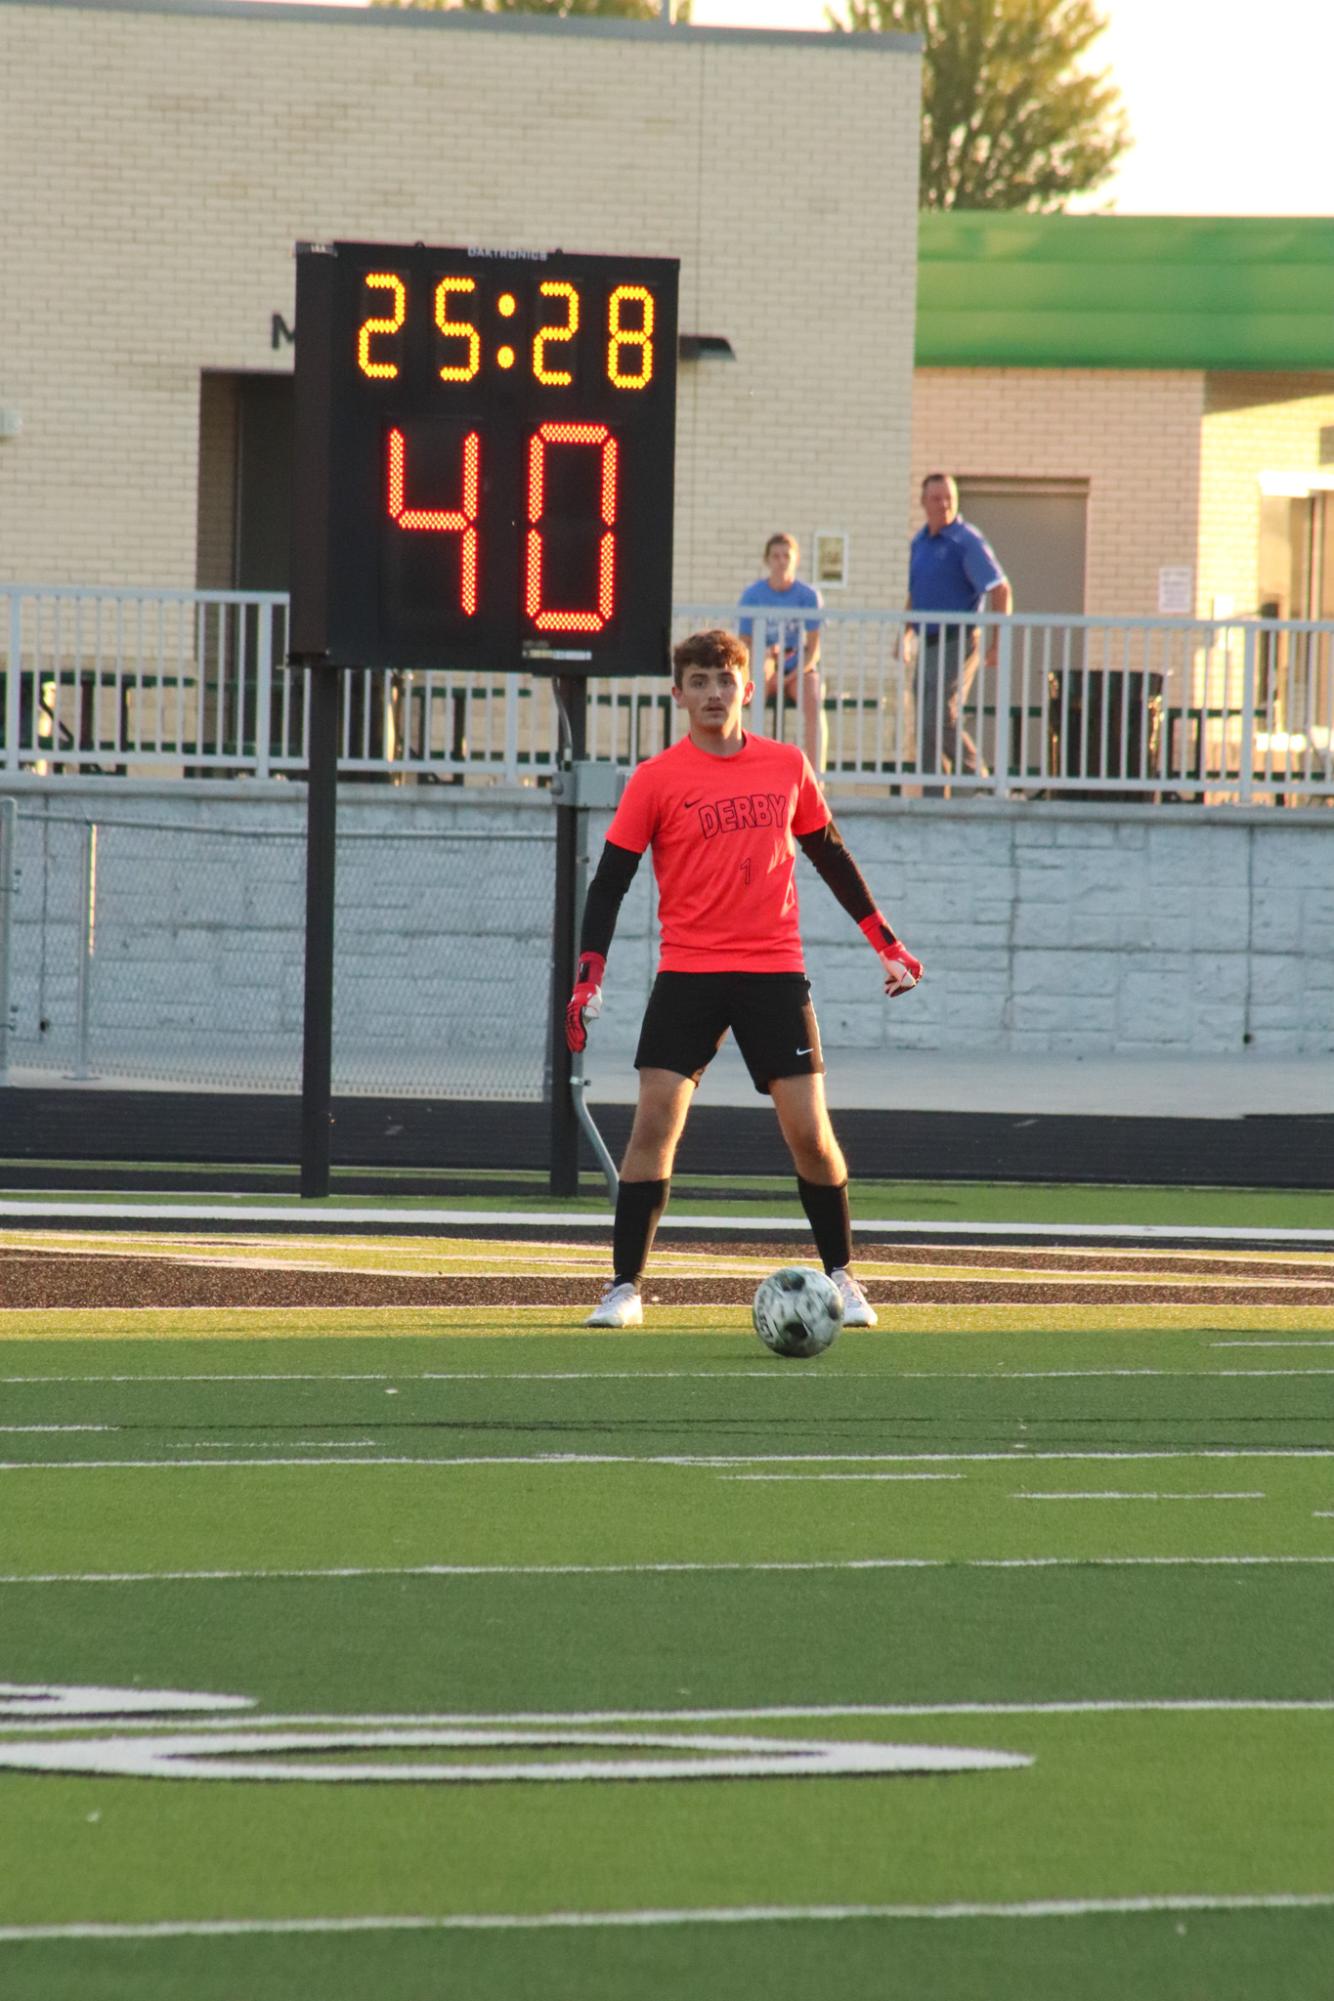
[859,914,922,998]
[565,952,606,1053]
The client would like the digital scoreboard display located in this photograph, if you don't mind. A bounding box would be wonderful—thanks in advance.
[290,241,679,677]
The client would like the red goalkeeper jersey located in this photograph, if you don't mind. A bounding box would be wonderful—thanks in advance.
[605,732,830,973]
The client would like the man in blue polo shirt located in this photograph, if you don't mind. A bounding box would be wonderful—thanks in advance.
[905,474,1011,795]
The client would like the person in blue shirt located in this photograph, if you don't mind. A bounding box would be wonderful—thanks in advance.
[738,532,827,772]
[905,474,1011,795]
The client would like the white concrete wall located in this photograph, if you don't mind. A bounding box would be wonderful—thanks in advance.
[4,783,1330,1090]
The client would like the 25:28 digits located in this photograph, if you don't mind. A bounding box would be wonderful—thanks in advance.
[356,273,656,390]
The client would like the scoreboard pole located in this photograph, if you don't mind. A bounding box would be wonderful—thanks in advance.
[548,674,587,1198]
[298,665,341,1199]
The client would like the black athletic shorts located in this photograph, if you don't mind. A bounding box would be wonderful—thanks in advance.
[634,971,824,1095]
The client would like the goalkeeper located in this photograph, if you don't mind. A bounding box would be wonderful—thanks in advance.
[566,627,923,1331]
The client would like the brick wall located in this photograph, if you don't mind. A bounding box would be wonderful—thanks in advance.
[911,368,1204,616]
[0,2,919,607]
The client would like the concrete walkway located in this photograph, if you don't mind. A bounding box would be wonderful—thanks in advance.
[8,1050,1329,1122]
[582,1046,1334,1120]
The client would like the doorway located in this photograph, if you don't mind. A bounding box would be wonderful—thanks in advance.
[954,478,1090,780]
[194,372,295,764]
[954,478,1088,617]
[1257,486,1334,740]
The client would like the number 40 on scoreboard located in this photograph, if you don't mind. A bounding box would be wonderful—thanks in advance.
[290,240,680,678]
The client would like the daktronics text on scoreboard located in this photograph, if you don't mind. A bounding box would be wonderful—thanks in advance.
[290,241,679,677]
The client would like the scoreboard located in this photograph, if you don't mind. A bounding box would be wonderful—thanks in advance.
[290,241,679,677]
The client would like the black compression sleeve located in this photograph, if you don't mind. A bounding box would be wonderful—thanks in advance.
[796,819,884,928]
[579,840,642,959]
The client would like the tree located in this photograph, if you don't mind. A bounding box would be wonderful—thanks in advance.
[371,0,691,20]
[828,0,1129,210]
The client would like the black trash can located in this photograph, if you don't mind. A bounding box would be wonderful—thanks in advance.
[1048,669,1163,802]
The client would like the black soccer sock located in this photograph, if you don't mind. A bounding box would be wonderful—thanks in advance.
[797,1176,852,1275]
[612,1177,670,1289]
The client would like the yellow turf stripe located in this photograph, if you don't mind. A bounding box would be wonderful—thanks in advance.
[2,1303,1334,1340]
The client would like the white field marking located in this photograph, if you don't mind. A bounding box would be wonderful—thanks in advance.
[0,1683,252,1720]
[1013,1491,1266,1503]
[1314,1511,1334,1519]
[4,1200,1334,1248]
[0,1370,893,1385]
[1214,1340,1334,1348]
[2,1447,1334,1473]
[721,1473,966,1483]
[2,1893,1333,1942]
[0,1426,116,1434]
[901,1369,1334,1379]
[161,1440,377,1451]
[1,1373,400,1384]
[4,1698,1334,1740]
[6,1368,1334,1388]
[0,1728,1029,1787]
[4,1556,1334,1590]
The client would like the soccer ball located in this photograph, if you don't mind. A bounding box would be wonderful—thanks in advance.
[752,1266,843,1359]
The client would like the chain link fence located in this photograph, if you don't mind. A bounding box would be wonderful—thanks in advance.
[6,813,559,1098]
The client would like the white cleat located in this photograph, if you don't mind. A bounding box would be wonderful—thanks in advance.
[586,1281,644,1329]
[830,1267,878,1329]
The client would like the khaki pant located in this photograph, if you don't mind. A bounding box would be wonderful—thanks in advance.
[918,629,984,795]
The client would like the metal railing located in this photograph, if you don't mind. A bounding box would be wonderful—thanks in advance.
[4,584,1333,802]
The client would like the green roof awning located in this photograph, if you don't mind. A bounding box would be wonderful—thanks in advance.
[917,214,1334,371]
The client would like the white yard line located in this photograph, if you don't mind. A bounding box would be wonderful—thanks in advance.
[722,1473,965,1483]
[4,1697,1333,1736]
[0,1447,1332,1472]
[1013,1491,1266,1502]
[0,1370,888,1385]
[3,1201,1334,1248]
[4,1368,1332,1388]
[0,1374,402,1384]
[161,1441,377,1451]
[1,1892,1331,1942]
[900,1369,1334,1379]
[1213,1340,1334,1348]
[2,1555,1332,1587]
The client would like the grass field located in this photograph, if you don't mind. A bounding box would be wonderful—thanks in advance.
[1,1216,1332,1998]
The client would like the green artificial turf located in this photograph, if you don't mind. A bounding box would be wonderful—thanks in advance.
[1,1314,1332,1996]
[8,1907,1334,2001]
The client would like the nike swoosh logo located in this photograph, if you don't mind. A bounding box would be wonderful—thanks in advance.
[796,1046,814,1056]
[683,796,702,811]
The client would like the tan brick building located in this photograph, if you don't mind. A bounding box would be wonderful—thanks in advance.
[913,217,1334,625]
[0,0,920,606]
